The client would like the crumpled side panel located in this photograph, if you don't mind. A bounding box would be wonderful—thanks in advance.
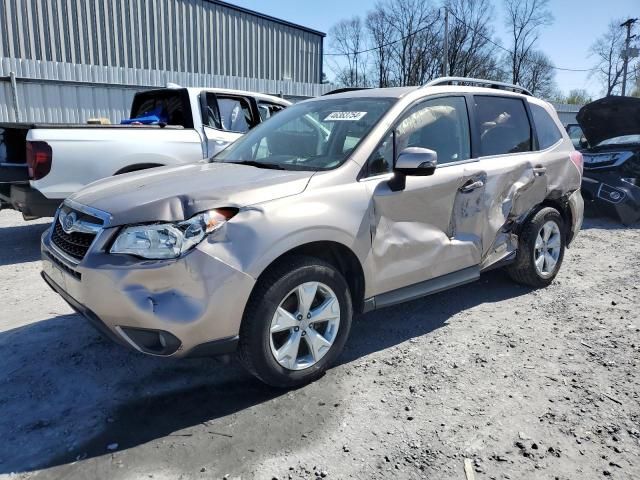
[367,166,483,296]
[480,161,548,266]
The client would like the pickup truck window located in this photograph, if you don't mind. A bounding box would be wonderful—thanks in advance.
[203,92,223,129]
[129,89,193,128]
[214,97,396,171]
[258,102,286,121]
[218,97,256,133]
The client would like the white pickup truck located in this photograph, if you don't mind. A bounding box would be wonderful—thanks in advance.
[0,87,290,219]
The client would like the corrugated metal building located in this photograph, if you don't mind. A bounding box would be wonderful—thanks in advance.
[0,0,330,123]
[551,102,581,127]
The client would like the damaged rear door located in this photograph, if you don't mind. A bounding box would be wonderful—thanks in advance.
[470,96,581,268]
[470,95,549,268]
[365,95,488,296]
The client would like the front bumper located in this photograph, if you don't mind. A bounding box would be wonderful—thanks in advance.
[40,226,255,357]
[582,174,640,225]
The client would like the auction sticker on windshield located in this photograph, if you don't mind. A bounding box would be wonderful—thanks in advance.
[324,111,368,121]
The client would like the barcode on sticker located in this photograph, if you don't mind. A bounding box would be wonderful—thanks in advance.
[324,111,367,121]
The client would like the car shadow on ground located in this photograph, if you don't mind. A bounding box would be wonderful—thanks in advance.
[0,269,531,475]
[0,220,51,267]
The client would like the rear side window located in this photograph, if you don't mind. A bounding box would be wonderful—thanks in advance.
[530,103,563,149]
[130,90,193,128]
[474,96,532,156]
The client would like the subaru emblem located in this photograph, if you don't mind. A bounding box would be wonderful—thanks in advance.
[61,211,77,234]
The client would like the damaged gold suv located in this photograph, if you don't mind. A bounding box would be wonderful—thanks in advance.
[41,77,584,387]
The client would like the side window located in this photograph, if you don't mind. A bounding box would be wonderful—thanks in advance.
[258,102,285,122]
[365,131,394,176]
[130,91,191,127]
[202,93,222,129]
[530,103,563,149]
[396,96,471,165]
[217,97,255,133]
[566,124,586,149]
[475,95,532,156]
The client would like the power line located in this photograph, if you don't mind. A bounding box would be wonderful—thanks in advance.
[445,8,594,73]
[322,15,442,56]
[323,7,594,74]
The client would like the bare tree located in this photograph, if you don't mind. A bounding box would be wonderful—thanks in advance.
[328,17,365,87]
[518,50,555,97]
[445,0,502,80]
[366,5,394,87]
[590,20,626,96]
[503,0,553,86]
[385,0,441,86]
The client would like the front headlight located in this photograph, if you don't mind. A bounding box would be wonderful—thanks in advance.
[110,208,236,259]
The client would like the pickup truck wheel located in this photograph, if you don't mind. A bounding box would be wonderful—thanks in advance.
[238,255,353,388]
[507,207,565,288]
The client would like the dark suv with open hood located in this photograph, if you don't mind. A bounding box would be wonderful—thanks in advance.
[577,96,640,225]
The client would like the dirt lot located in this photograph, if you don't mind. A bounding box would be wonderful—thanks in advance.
[0,208,639,480]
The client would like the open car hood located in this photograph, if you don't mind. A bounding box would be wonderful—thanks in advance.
[577,96,640,146]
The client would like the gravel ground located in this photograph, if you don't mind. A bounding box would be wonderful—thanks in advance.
[0,208,639,480]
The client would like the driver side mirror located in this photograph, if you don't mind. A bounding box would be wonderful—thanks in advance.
[389,147,438,191]
[395,147,438,176]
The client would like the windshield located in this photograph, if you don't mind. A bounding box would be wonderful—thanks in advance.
[212,97,396,171]
[597,134,640,147]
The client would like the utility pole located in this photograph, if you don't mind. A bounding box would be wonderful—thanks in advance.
[620,18,637,96]
[442,7,449,77]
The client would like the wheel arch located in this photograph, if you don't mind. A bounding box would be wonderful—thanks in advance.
[515,195,575,245]
[113,163,165,175]
[248,240,366,315]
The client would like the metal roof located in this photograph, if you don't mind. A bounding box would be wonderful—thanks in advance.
[206,0,326,37]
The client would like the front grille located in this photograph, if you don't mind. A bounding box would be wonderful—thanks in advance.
[51,217,97,261]
[44,250,81,280]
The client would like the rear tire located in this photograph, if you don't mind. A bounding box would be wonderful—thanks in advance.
[507,207,566,288]
[238,255,353,388]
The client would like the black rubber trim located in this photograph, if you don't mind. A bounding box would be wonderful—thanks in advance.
[368,266,480,310]
[40,271,127,347]
[186,336,239,357]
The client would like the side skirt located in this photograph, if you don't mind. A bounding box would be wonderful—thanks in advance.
[363,266,480,312]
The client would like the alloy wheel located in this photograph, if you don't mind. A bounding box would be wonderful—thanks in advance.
[269,281,341,371]
[534,220,562,278]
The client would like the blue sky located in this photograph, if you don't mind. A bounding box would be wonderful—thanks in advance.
[230,0,639,97]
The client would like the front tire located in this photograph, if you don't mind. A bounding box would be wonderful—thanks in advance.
[507,207,566,288]
[238,255,353,388]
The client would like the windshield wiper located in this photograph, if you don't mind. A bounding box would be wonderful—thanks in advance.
[227,160,285,170]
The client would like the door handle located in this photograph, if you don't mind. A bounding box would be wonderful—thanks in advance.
[533,165,547,176]
[459,179,484,193]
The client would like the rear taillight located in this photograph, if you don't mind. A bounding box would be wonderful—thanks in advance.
[26,141,52,180]
[570,151,583,176]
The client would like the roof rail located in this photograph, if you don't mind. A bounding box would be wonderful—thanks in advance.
[423,77,532,96]
[322,87,371,96]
